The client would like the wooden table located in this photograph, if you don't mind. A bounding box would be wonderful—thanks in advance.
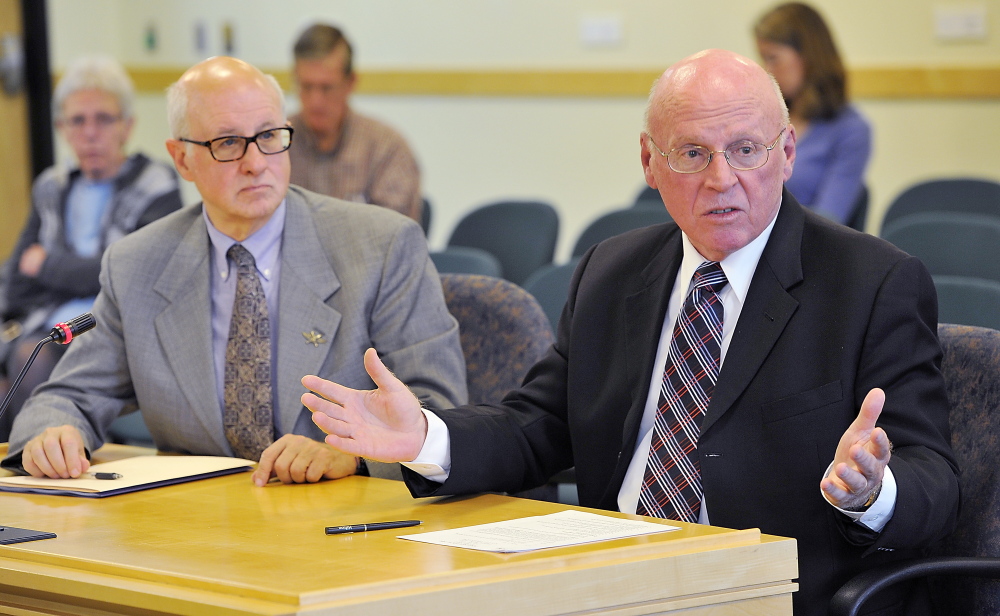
[0,445,797,615]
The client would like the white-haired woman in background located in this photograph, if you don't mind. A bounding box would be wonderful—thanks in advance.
[0,55,182,439]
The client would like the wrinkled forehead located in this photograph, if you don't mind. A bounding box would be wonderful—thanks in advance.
[61,88,122,114]
[192,78,282,116]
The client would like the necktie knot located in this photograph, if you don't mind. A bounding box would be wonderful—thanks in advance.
[228,244,255,269]
[691,261,727,295]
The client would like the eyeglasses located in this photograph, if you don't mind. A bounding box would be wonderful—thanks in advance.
[179,126,294,162]
[61,113,122,131]
[648,127,786,174]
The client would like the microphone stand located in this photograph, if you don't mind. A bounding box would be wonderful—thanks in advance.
[0,313,96,545]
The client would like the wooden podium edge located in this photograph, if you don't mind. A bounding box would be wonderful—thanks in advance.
[0,527,796,614]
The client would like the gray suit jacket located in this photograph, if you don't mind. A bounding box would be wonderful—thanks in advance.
[3,186,467,479]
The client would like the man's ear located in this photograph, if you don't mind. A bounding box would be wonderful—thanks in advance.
[165,139,196,182]
[781,123,797,183]
[640,133,657,190]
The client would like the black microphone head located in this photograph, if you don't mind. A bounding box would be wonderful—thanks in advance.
[49,313,97,345]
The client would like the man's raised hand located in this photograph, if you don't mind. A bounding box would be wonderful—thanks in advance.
[821,387,892,510]
[303,348,428,463]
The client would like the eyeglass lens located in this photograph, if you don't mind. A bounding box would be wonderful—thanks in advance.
[669,142,768,173]
[211,128,292,161]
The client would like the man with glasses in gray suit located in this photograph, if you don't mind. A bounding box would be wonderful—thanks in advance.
[2,57,466,486]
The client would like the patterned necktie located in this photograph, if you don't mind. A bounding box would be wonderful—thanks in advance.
[637,261,728,522]
[223,244,274,461]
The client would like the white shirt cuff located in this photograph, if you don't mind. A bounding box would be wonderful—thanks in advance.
[400,409,451,483]
[822,462,897,532]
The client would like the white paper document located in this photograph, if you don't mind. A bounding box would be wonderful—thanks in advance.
[399,509,680,553]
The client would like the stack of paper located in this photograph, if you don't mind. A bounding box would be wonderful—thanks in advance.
[0,455,253,497]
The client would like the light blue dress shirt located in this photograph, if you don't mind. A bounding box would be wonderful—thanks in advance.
[47,178,113,328]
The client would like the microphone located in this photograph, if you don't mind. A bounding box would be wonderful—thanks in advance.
[0,313,95,545]
[0,313,96,420]
[46,313,96,345]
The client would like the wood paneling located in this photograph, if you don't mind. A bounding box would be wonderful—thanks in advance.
[120,65,1000,99]
[0,0,30,262]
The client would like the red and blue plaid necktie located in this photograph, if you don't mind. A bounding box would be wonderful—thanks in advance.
[637,260,727,522]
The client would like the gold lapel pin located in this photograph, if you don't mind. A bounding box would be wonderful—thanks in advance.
[302,330,327,347]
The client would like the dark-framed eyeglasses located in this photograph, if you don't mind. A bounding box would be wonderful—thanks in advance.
[179,126,294,162]
[648,127,786,174]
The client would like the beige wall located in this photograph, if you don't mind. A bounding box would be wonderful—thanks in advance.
[47,0,1000,257]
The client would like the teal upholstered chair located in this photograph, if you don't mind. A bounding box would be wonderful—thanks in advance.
[446,201,559,286]
[881,178,1000,233]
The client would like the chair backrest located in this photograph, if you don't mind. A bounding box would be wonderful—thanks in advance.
[927,324,1000,613]
[572,208,672,257]
[439,274,553,404]
[522,259,580,331]
[881,178,1000,232]
[108,411,154,447]
[934,275,1000,331]
[634,185,663,208]
[420,197,432,236]
[430,246,503,277]
[881,212,1000,283]
[447,200,559,286]
[846,184,869,232]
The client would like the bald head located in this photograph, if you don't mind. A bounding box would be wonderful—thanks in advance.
[645,49,788,136]
[167,56,285,139]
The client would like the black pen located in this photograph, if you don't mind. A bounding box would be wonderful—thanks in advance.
[325,520,422,535]
[82,472,123,480]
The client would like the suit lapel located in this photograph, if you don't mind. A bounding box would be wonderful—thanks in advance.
[153,209,230,453]
[701,191,805,435]
[274,193,342,434]
[599,226,683,503]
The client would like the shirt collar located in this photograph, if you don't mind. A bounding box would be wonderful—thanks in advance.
[204,199,286,282]
[677,201,780,303]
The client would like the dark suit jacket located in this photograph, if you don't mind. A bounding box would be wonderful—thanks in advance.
[406,191,960,616]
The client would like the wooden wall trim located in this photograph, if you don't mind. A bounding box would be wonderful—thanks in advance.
[123,66,1000,99]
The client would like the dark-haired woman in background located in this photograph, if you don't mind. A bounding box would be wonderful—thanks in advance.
[755,2,871,226]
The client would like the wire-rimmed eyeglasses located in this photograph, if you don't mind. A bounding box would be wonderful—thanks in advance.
[647,127,786,174]
[179,126,294,162]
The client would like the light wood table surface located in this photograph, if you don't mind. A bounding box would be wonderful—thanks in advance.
[0,444,797,615]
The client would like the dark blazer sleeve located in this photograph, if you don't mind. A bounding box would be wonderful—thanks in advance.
[35,249,103,298]
[2,208,50,318]
[851,255,959,552]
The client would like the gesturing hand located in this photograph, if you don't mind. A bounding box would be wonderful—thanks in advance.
[821,387,892,510]
[303,348,428,463]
